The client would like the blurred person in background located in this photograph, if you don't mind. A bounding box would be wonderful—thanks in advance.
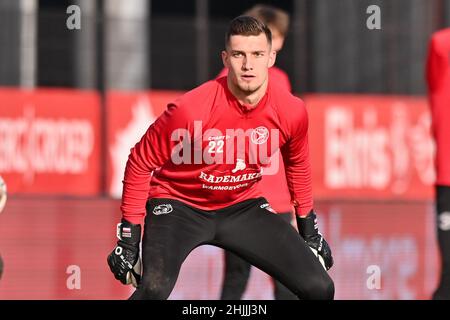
[0,174,6,281]
[107,15,334,300]
[426,27,450,300]
[217,5,297,300]
[0,255,3,280]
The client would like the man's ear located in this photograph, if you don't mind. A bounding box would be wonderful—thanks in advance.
[268,50,277,68]
[221,50,229,68]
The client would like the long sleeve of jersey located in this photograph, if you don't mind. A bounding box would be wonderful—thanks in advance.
[120,102,191,224]
[280,101,313,216]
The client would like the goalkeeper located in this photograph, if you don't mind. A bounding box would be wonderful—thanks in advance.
[217,4,298,301]
[107,15,334,300]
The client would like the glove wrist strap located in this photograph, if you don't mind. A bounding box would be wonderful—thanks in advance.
[116,219,141,246]
[297,210,318,238]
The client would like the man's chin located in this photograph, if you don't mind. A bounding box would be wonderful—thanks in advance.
[238,83,259,94]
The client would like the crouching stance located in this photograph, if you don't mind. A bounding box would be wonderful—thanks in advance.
[108,16,334,300]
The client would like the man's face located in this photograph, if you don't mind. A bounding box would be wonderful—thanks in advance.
[222,33,276,95]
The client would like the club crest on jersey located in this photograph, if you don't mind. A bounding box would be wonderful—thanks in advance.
[153,204,173,215]
[251,126,269,145]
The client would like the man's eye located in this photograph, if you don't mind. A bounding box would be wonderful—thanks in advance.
[255,52,264,57]
[233,53,243,58]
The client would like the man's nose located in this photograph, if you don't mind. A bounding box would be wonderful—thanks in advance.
[242,57,253,70]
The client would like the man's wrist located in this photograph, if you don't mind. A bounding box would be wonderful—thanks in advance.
[292,201,313,218]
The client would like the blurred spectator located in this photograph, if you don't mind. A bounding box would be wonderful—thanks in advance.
[0,175,5,280]
[426,27,450,300]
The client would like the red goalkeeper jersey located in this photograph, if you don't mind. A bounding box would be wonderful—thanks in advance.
[217,66,293,213]
[426,28,450,186]
[121,76,312,224]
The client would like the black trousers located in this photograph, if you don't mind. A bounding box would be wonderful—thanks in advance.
[129,197,334,300]
[220,212,298,300]
[433,185,450,300]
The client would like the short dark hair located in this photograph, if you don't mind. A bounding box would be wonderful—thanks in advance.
[225,15,272,49]
[244,5,290,37]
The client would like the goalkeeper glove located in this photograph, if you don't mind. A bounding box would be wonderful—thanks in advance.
[107,219,142,287]
[297,210,334,271]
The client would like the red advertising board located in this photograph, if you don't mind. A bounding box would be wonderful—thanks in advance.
[0,198,131,299]
[0,198,438,299]
[0,88,101,195]
[106,90,183,197]
[0,89,440,299]
[314,201,438,300]
[304,95,435,200]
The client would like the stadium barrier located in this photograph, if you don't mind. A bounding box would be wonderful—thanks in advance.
[0,87,438,299]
